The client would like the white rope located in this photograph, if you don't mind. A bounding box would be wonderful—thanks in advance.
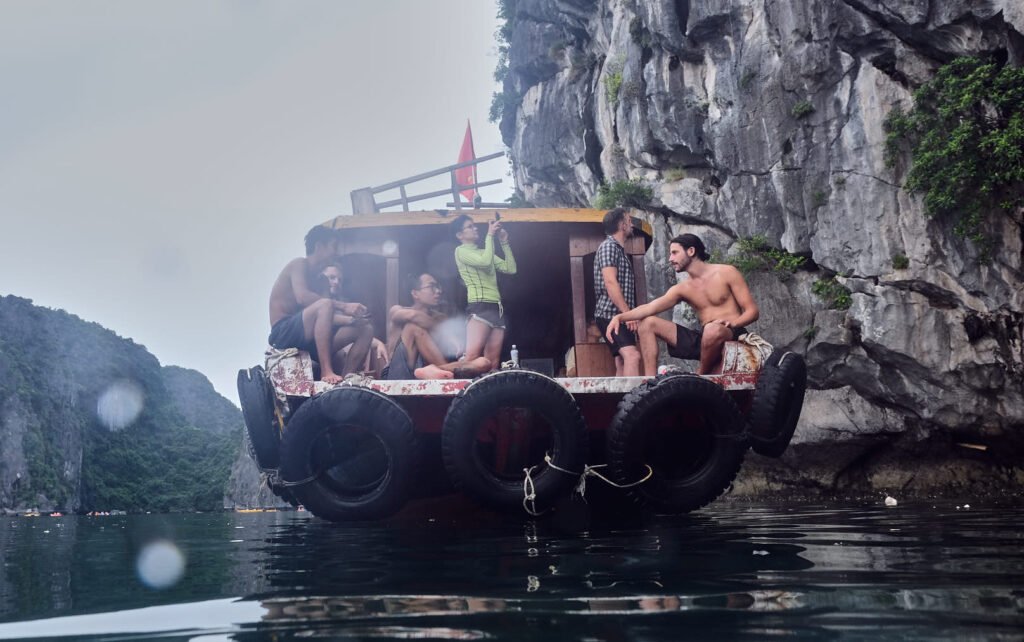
[264,347,300,373]
[340,373,374,388]
[524,452,651,507]
[522,465,544,516]
[738,332,774,365]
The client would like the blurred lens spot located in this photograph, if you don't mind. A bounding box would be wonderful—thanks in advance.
[97,380,144,430]
[96,378,144,430]
[136,540,184,589]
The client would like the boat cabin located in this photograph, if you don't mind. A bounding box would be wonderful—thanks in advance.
[320,207,654,378]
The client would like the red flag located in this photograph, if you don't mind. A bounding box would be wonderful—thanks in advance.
[455,120,477,203]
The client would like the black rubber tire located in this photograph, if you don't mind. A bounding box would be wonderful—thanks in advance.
[442,370,588,512]
[278,387,417,521]
[749,351,808,458]
[237,366,280,471]
[607,374,747,514]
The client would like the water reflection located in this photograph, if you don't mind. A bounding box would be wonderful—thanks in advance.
[0,503,1022,640]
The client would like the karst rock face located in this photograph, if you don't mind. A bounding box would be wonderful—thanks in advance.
[499,0,1023,495]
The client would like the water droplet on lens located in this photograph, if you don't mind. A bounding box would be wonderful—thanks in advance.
[136,540,185,589]
[97,380,144,430]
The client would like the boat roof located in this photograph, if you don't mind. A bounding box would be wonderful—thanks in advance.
[321,207,654,238]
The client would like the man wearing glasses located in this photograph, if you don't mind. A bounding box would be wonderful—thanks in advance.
[385,273,491,380]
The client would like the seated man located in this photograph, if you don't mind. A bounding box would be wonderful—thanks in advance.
[386,273,490,380]
[606,233,759,375]
[267,226,372,384]
[318,261,385,377]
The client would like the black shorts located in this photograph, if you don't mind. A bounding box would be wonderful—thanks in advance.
[268,312,315,353]
[466,302,506,329]
[596,317,637,357]
[668,324,747,360]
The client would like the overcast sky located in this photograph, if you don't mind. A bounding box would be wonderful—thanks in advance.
[0,1,510,404]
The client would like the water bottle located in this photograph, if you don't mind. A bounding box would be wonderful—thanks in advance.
[510,344,519,367]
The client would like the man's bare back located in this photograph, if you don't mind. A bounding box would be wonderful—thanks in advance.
[269,257,318,326]
[267,226,370,385]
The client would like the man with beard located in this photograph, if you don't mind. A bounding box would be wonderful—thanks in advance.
[593,207,643,376]
[605,233,759,375]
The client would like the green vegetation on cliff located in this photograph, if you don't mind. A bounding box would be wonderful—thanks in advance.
[0,296,242,512]
[884,57,1024,245]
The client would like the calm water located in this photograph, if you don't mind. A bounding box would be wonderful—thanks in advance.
[0,502,1021,640]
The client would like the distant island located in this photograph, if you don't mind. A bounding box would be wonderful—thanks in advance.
[0,295,278,513]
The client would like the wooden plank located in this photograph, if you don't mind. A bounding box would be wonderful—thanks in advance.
[632,255,648,305]
[367,150,505,193]
[574,343,616,377]
[450,171,462,211]
[385,256,399,344]
[570,256,588,344]
[569,233,606,257]
[326,208,608,230]
[350,188,377,215]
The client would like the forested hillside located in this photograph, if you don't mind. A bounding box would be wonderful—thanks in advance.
[0,295,241,513]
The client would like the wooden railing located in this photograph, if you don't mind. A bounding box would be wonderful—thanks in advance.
[350,151,508,214]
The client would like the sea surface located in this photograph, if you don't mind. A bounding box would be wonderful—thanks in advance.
[0,502,1021,641]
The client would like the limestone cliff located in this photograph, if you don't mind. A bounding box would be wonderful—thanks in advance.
[497,0,1023,495]
[0,296,268,512]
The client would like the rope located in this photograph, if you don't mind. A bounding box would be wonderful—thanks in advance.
[340,373,374,388]
[278,470,321,488]
[520,454,653,513]
[543,454,653,500]
[522,465,544,516]
[738,332,774,364]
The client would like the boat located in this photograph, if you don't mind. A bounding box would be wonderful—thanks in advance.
[237,205,807,523]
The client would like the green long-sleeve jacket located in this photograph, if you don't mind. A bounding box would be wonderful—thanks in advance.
[454,234,516,304]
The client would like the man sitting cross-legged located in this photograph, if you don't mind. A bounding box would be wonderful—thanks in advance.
[318,261,386,378]
[606,233,759,375]
[386,273,490,380]
[267,225,373,384]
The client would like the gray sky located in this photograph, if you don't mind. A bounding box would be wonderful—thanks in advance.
[0,1,510,404]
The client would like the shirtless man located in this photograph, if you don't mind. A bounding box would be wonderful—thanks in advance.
[386,273,490,380]
[606,233,759,375]
[268,226,371,384]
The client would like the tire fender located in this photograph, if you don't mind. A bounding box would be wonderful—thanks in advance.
[607,374,747,514]
[236,366,280,471]
[442,370,588,512]
[749,352,808,458]
[279,386,417,521]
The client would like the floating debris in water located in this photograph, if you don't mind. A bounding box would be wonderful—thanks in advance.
[956,442,987,451]
[884,495,898,507]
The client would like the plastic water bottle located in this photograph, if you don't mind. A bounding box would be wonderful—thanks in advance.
[510,344,519,367]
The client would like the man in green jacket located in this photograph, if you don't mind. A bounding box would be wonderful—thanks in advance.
[452,214,516,371]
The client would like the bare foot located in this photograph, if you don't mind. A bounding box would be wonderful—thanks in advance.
[456,357,491,378]
[321,372,343,385]
[414,364,453,380]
